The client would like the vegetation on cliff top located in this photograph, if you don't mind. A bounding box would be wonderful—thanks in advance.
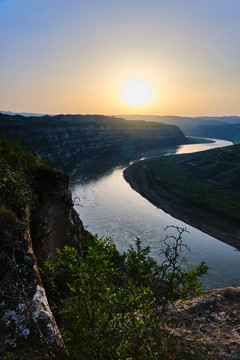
[145,144,240,224]
[0,136,64,226]
[0,137,39,226]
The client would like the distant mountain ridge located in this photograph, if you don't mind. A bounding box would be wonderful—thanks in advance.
[190,123,240,143]
[3,111,240,144]
[0,110,48,117]
[2,111,240,142]
[120,114,240,141]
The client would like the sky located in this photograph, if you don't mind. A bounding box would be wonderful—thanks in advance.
[1,0,240,116]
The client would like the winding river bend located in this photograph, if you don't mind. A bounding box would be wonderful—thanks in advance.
[72,139,240,290]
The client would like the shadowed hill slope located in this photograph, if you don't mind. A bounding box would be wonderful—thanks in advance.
[120,114,240,135]
[191,123,240,143]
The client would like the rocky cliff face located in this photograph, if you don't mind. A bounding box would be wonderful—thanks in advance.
[30,166,82,265]
[0,113,186,174]
[0,165,82,359]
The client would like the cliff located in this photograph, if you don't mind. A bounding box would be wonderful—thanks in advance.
[0,138,82,359]
[0,113,186,175]
[30,166,82,265]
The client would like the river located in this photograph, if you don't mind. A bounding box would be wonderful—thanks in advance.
[72,138,240,290]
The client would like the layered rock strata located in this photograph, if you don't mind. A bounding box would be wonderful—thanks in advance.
[0,113,186,174]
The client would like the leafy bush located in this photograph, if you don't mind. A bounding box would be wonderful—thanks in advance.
[42,226,208,359]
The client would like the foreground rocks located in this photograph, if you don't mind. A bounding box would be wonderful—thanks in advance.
[165,287,240,359]
[0,222,68,359]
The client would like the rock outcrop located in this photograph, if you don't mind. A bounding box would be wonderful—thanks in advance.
[165,286,240,359]
[0,220,67,359]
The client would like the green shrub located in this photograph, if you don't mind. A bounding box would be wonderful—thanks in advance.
[42,227,208,359]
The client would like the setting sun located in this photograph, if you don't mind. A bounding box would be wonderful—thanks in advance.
[121,79,153,107]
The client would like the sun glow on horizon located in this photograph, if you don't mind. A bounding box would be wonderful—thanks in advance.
[121,79,153,107]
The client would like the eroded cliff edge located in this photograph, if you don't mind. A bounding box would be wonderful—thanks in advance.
[0,147,83,358]
[30,166,82,265]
